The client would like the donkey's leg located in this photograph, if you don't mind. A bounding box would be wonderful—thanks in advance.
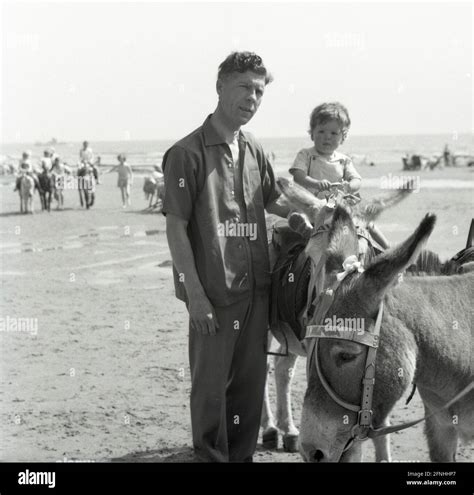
[424,413,458,462]
[261,362,279,449]
[275,350,299,452]
[261,334,278,449]
[373,416,391,462]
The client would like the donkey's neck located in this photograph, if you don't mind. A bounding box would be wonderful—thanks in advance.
[385,273,473,397]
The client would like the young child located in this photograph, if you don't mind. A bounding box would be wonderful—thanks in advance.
[290,102,361,199]
[290,102,389,248]
[14,150,35,191]
[115,154,133,208]
[51,156,68,209]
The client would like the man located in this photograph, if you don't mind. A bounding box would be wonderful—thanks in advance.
[162,52,291,462]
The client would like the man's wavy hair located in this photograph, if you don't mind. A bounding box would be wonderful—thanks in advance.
[308,102,351,142]
[217,51,273,85]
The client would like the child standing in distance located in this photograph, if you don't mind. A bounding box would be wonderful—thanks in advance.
[289,102,390,248]
[115,154,133,208]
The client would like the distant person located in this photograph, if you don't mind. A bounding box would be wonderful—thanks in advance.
[77,160,96,208]
[143,165,164,208]
[14,151,37,191]
[40,149,52,172]
[443,144,451,167]
[51,157,67,209]
[79,141,94,164]
[48,147,58,163]
[151,164,163,182]
[114,154,133,208]
[289,101,390,249]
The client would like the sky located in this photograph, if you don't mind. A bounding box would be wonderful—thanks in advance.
[1,1,472,142]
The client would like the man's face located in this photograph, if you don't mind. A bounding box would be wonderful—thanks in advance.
[216,71,266,128]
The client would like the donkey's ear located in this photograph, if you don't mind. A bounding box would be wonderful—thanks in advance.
[325,205,359,274]
[355,213,436,302]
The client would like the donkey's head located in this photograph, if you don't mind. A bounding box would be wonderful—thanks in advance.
[299,211,436,462]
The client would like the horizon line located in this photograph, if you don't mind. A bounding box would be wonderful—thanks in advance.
[1,131,472,147]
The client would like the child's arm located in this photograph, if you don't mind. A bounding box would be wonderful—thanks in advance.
[291,169,332,192]
[127,164,134,184]
[347,178,361,193]
[343,158,362,193]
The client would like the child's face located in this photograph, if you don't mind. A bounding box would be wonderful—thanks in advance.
[311,120,344,155]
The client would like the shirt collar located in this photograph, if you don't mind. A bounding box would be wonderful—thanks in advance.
[202,114,247,147]
[312,147,338,161]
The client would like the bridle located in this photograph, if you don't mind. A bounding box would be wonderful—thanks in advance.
[303,262,383,452]
[304,261,474,454]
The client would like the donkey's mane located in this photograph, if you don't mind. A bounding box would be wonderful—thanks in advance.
[406,249,464,276]
[362,247,465,277]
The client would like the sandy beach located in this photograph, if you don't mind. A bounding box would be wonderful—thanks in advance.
[0,166,473,463]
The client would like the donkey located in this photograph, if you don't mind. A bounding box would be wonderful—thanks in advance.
[37,168,54,212]
[298,208,473,462]
[19,174,35,214]
[261,178,417,457]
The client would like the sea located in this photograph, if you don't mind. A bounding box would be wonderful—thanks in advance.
[1,134,472,178]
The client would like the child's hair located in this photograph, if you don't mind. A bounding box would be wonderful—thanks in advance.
[308,102,351,142]
[117,153,126,162]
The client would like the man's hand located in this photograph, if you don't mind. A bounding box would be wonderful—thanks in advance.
[188,294,220,336]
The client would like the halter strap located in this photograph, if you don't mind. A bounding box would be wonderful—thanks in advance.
[368,381,474,439]
[306,303,385,424]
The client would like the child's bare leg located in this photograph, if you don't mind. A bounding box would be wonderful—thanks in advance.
[126,184,131,206]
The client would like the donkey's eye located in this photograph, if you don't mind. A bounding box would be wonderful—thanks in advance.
[338,352,357,363]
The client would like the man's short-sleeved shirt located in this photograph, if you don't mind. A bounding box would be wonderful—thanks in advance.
[162,115,280,307]
[290,147,361,199]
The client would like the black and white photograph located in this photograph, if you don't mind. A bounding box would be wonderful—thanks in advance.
[0,0,473,486]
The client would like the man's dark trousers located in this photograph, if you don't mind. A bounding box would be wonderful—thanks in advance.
[189,291,268,462]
